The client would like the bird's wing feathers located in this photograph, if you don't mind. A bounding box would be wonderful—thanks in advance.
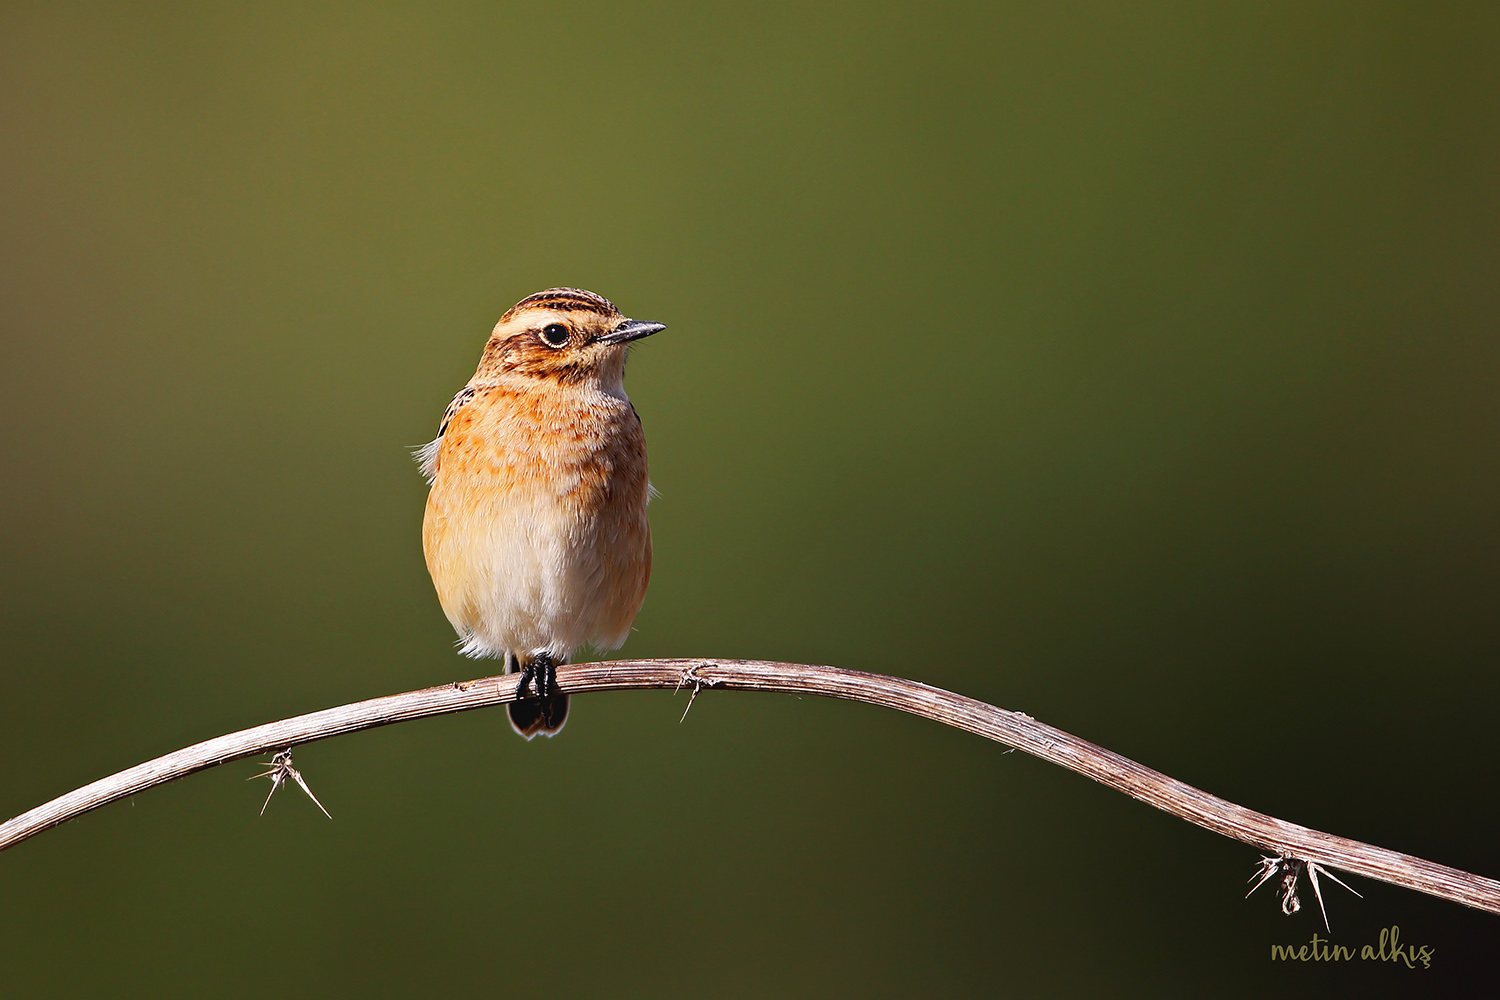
[414,385,477,483]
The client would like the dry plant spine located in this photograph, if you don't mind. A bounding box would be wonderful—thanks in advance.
[1247,853,1362,930]
[249,749,332,819]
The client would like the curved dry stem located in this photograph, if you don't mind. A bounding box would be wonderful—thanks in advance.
[1,658,1496,915]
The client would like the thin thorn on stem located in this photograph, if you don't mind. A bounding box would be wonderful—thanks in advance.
[675,663,717,723]
[1247,853,1360,930]
[250,749,332,819]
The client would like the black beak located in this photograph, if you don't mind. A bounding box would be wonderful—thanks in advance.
[599,319,666,345]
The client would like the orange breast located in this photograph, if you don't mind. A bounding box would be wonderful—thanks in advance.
[422,382,651,657]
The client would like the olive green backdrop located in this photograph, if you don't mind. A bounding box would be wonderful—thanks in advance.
[2,2,1497,996]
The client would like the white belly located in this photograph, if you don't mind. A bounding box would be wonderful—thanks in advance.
[443,486,613,660]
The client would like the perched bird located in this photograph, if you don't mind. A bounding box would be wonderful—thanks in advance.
[418,288,663,738]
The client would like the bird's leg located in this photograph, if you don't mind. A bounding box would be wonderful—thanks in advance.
[533,652,555,699]
[515,659,536,700]
[514,651,556,701]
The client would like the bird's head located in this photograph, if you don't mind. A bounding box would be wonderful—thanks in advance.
[477,287,665,391]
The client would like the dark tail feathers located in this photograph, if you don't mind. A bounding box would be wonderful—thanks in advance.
[507,694,569,739]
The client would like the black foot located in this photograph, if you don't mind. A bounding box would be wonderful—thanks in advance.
[536,654,557,699]
[515,659,536,700]
[513,652,557,701]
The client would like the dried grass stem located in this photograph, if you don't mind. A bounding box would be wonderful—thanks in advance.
[1,659,1495,916]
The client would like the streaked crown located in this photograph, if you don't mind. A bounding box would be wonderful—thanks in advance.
[501,287,621,322]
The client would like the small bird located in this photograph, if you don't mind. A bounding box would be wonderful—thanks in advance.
[418,288,663,738]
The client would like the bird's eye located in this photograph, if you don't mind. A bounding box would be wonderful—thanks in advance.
[540,323,570,347]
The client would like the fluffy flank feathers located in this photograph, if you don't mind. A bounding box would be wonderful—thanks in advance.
[413,436,443,484]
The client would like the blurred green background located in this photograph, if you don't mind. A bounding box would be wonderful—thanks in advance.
[2,2,1497,996]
